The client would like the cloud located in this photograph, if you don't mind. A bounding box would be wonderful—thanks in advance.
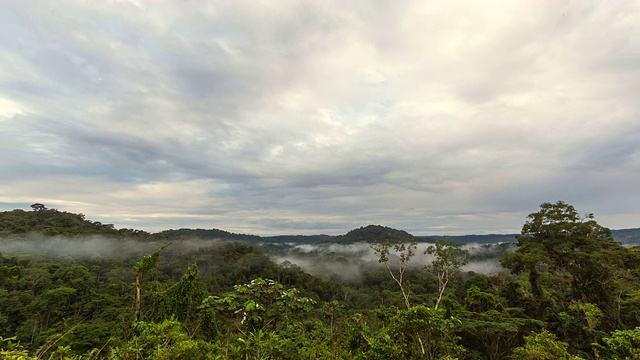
[1,1,638,235]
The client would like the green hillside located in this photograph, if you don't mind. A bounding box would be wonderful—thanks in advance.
[331,224,424,244]
[0,204,144,238]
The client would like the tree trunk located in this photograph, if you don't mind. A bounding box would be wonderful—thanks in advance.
[134,272,141,323]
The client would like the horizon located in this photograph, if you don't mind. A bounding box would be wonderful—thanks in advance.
[1,203,637,238]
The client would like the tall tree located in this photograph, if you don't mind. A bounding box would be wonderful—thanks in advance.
[134,242,171,323]
[371,240,416,310]
[30,203,47,211]
[425,240,467,310]
[501,201,626,315]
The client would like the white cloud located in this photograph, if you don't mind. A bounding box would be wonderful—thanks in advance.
[0,1,638,235]
[0,98,27,118]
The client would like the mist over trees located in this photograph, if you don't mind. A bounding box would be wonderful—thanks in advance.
[1,202,640,359]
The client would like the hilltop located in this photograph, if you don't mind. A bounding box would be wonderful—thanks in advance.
[331,224,424,244]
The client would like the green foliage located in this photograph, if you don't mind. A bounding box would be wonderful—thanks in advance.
[335,225,419,244]
[111,319,220,360]
[464,285,506,313]
[501,201,628,321]
[362,305,463,360]
[425,240,468,310]
[232,329,280,359]
[0,205,134,237]
[371,240,417,309]
[201,278,314,333]
[154,263,200,322]
[371,239,416,266]
[0,336,35,360]
[594,326,640,359]
[425,240,467,274]
[458,308,544,360]
[557,301,604,356]
[135,251,161,275]
[620,289,640,327]
[511,330,583,360]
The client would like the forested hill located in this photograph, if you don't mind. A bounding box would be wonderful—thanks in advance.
[425,229,640,244]
[157,228,258,241]
[0,204,145,238]
[612,227,640,244]
[331,224,422,244]
[422,234,517,244]
[158,229,333,245]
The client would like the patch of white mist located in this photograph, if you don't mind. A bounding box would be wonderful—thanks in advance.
[272,254,365,283]
[0,233,224,259]
[462,259,507,275]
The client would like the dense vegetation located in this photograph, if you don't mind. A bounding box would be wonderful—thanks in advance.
[1,202,640,359]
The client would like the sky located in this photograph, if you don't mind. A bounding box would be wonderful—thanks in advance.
[0,1,639,236]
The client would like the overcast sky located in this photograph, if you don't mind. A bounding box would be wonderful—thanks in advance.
[1,1,638,235]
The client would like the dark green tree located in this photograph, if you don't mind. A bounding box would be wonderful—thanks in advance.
[134,243,171,323]
[593,326,640,359]
[501,201,625,310]
[363,305,463,360]
[201,278,314,334]
[511,330,582,360]
[30,203,46,212]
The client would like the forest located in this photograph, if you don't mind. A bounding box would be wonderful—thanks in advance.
[1,201,640,359]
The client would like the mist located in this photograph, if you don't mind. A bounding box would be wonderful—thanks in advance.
[0,233,223,259]
[0,233,514,282]
[269,241,512,282]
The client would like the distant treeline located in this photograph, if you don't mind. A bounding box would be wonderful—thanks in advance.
[3,204,638,245]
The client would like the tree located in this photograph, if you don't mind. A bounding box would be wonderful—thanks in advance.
[134,242,171,323]
[363,305,463,360]
[371,239,465,356]
[29,204,46,212]
[458,309,542,360]
[155,263,201,324]
[111,319,220,359]
[0,336,34,360]
[558,301,604,357]
[371,240,416,310]
[500,201,624,309]
[593,326,640,359]
[425,240,468,310]
[201,278,314,333]
[511,330,583,360]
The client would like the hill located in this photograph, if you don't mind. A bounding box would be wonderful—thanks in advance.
[158,227,256,241]
[421,229,640,245]
[0,204,146,238]
[421,234,517,244]
[612,228,640,244]
[331,224,424,244]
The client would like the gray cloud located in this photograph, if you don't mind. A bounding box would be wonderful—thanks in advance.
[1,1,638,235]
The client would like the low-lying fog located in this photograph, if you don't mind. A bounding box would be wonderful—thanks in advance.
[0,234,515,283]
[270,242,515,283]
[0,234,219,259]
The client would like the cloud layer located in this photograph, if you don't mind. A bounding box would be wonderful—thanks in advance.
[1,1,638,235]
